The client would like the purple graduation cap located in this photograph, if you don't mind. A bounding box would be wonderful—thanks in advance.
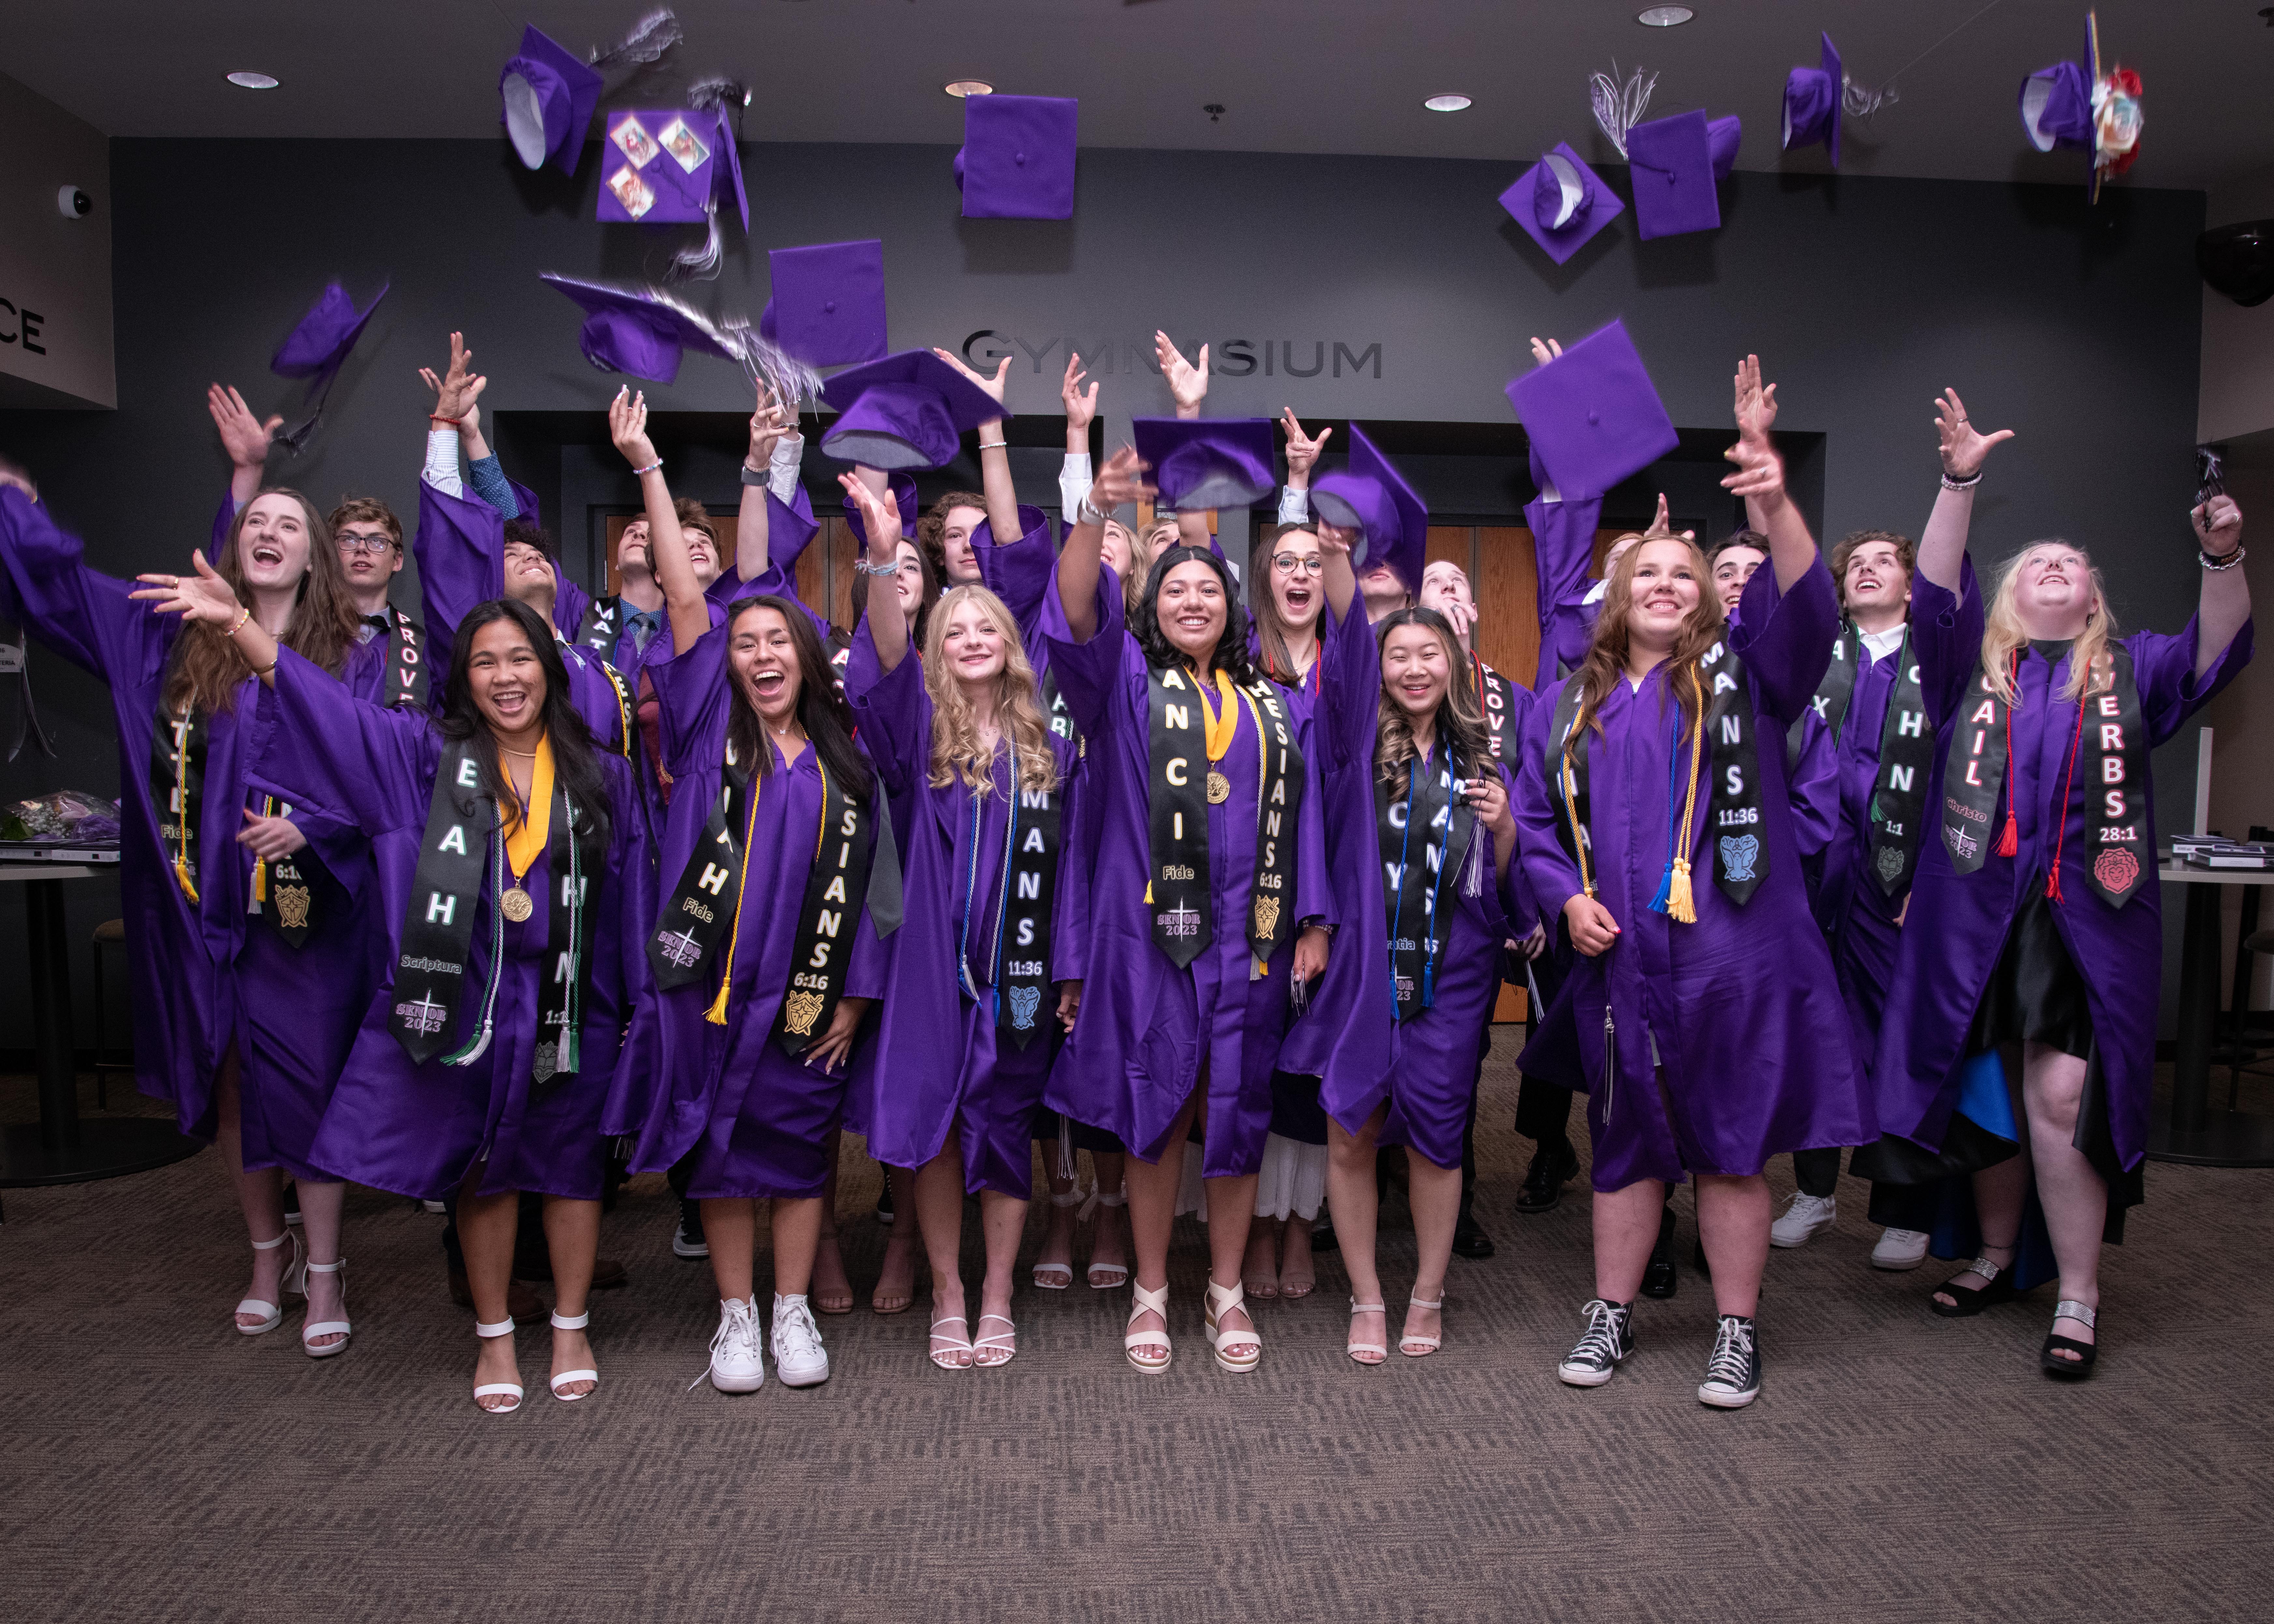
[1501,142,1624,264]
[1503,320,1680,503]
[1311,424,1428,591]
[1626,110,1727,239]
[954,94,1078,219]
[1782,34,1843,167]
[270,280,390,453]
[843,473,919,545]
[1130,418,1276,512]
[1708,113,1742,180]
[539,273,737,385]
[2020,12,2109,198]
[499,25,605,174]
[758,239,888,369]
[820,349,1006,471]
[598,106,747,228]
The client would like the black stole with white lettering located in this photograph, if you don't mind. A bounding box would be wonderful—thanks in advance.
[1146,668,1215,967]
[574,594,621,658]
[773,768,876,1057]
[648,747,752,990]
[381,606,429,711]
[1039,666,1080,744]
[988,762,1063,1050]
[1793,622,1932,896]
[150,703,208,903]
[1376,746,1473,1022]
[1475,657,1519,765]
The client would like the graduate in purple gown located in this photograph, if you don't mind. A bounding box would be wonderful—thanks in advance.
[1513,358,1864,1409]
[842,477,1082,1370]
[1043,444,1332,1376]
[1298,576,1528,1365]
[2,459,379,1360]
[1858,392,2252,1380]
[603,390,892,1395]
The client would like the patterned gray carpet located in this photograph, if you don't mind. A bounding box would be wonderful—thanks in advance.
[4,1047,2271,1624]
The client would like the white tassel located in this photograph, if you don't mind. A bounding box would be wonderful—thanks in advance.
[1590,61,1658,157]
[666,207,725,283]
[587,7,681,72]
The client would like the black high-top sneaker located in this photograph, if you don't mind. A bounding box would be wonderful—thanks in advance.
[1557,1298,1635,1387]
[1697,1314,1761,1408]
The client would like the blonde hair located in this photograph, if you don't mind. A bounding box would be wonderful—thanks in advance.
[1982,540,2118,705]
[1567,534,1724,740]
[922,584,1060,796]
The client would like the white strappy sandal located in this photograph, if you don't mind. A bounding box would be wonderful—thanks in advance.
[928,1313,973,1371]
[300,1257,352,1358]
[1031,1189,1081,1289]
[973,1313,1017,1368]
[472,1316,523,1414]
[1205,1279,1261,1374]
[1125,1282,1172,1373]
[548,1309,598,1401]
[1401,1293,1445,1358]
[235,1231,305,1336]
[1347,1298,1388,1366]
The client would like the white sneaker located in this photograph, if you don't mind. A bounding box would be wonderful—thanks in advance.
[770,1293,831,1387]
[702,1297,765,1393]
[1871,1227,1930,1270]
[1770,1192,1837,1248]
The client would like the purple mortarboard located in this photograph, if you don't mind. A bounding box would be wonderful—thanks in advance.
[539,273,736,385]
[820,349,1007,471]
[1130,418,1276,512]
[1311,424,1428,591]
[1626,110,1724,239]
[1503,320,1679,503]
[1708,114,1742,180]
[2020,13,2110,198]
[1782,34,1843,167]
[758,239,888,368]
[954,94,1078,220]
[270,280,390,453]
[1501,142,1624,265]
[597,106,749,237]
[499,26,604,175]
[842,472,919,545]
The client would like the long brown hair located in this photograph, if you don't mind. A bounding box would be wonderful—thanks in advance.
[1373,607,1489,789]
[1564,534,1724,742]
[1248,523,1322,687]
[165,488,361,715]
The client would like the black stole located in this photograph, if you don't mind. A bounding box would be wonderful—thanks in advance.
[150,703,207,903]
[1548,682,1593,876]
[774,764,877,1057]
[252,791,324,949]
[1145,669,1303,969]
[1376,746,1474,1022]
[1793,622,1932,896]
[1475,658,1519,765]
[1039,666,1079,744]
[986,761,1063,1050]
[575,593,621,658]
[648,748,751,990]
[381,606,429,711]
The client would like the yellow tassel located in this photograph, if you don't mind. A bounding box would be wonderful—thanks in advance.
[174,856,199,905]
[252,859,267,904]
[1667,858,1697,924]
[704,976,731,1026]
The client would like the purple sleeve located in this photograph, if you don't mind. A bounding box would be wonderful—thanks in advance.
[1908,558,1988,730]
[2132,616,2256,748]
[1788,708,1839,859]
[410,477,508,683]
[0,487,172,682]
[1038,563,1131,743]
[972,505,1056,634]
[605,757,658,1016]
[1527,446,1603,683]
[554,574,595,645]
[1514,676,1584,925]
[1294,729,1332,930]
[211,487,238,559]
[248,648,433,836]
[1052,746,1090,983]
[1317,601,1380,775]
[844,618,930,799]
[1494,760,1538,931]
[711,488,821,611]
[648,620,734,779]
[1729,553,1839,725]
[737,561,833,645]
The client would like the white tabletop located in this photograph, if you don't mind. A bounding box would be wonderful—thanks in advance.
[2159,860,2274,887]
[0,863,109,882]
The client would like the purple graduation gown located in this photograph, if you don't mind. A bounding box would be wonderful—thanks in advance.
[1870,564,2252,1176]
[1037,574,1330,1175]
[1512,558,1869,1189]
[1812,631,1921,1054]
[607,620,889,1200]
[844,621,1082,1195]
[1526,452,1606,688]
[246,649,653,1201]
[0,489,383,1176]
[1281,602,1519,1167]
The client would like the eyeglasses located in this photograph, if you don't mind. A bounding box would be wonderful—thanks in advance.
[1271,554,1324,577]
[337,535,396,555]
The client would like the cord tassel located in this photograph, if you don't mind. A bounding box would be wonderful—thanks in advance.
[1996,808,2018,858]
[1666,857,1697,924]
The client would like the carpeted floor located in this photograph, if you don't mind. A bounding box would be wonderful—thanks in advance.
[3,1044,2271,1624]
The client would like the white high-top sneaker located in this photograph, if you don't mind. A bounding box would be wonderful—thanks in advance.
[703,1296,765,1393]
[771,1292,831,1387]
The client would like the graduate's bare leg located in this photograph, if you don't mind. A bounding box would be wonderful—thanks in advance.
[1591,1179,1669,1303]
[1328,1107,1389,1361]
[913,1144,971,1366]
[703,1198,758,1302]
[1123,1090,1203,1355]
[1033,1136,1077,1286]
[541,1194,599,1397]
[1086,1150,1130,1285]
[974,1188,1028,1364]
[458,1169,523,1408]
[1694,1173,1772,1318]
[2021,1041,2102,1355]
[1203,1168,1263,1357]
[809,1130,853,1313]
[214,1049,291,1328]
[1403,1148,1462,1354]
[1278,1211,1316,1299]
[872,1164,920,1313]
[770,1194,823,1297]
[294,1179,349,1349]
[1932,1145,2030,1308]
[1242,1216,1281,1298]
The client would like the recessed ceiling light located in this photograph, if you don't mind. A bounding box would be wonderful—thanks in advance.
[1636,6,1694,25]
[1424,93,1473,112]
[226,71,280,89]
[944,80,993,98]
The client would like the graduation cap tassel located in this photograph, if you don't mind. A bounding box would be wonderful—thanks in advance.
[667,208,725,282]
[717,321,824,414]
[587,7,682,71]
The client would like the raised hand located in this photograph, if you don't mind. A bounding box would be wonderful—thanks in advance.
[236,806,309,861]
[1281,410,1332,484]
[1439,595,1478,645]
[1934,388,2014,480]
[608,386,658,470]
[932,346,1011,412]
[1642,492,1695,544]
[1061,352,1099,433]
[2194,493,2244,556]
[747,396,790,467]
[840,472,903,561]
[208,384,282,470]
[1156,332,1208,415]
[1528,336,1564,368]
[131,548,242,625]
[1733,354,1778,450]
[1721,442,1788,508]
[420,332,483,422]
[1088,443,1155,512]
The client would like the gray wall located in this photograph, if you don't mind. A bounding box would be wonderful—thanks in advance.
[0,136,2216,1046]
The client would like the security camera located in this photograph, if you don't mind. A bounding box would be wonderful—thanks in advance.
[57,187,92,219]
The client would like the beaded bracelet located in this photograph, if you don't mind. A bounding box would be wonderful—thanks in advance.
[1938,469,1982,492]
[977,440,1009,452]
[226,606,251,637]
[1077,495,1110,526]
[853,556,900,577]
[631,459,663,477]
[2200,545,2246,572]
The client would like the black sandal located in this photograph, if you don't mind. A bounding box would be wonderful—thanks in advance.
[2040,1299,2099,1379]
[1928,1251,2019,1318]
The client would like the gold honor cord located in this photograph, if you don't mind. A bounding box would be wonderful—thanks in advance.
[173,717,199,904]
[704,765,766,1026]
[1236,683,1274,977]
[1664,673,1706,926]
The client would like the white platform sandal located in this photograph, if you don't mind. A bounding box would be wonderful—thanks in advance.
[1401,1293,1445,1358]
[1205,1279,1261,1374]
[547,1309,598,1401]
[472,1316,523,1414]
[235,1230,304,1336]
[1125,1282,1172,1374]
[300,1257,352,1358]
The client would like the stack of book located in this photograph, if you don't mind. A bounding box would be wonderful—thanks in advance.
[2172,836,2274,870]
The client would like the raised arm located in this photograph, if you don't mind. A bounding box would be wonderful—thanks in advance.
[1315,516,1359,626]
[1156,332,1208,422]
[846,474,912,674]
[733,393,792,582]
[1057,444,1153,643]
[2193,495,2251,678]
[1726,356,1816,592]
[416,332,489,504]
[1279,410,1331,526]
[1058,352,1098,527]
[931,347,1019,553]
[207,384,280,512]
[132,547,280,686]
[608,387,709,654]
[1917,387,2015,593]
